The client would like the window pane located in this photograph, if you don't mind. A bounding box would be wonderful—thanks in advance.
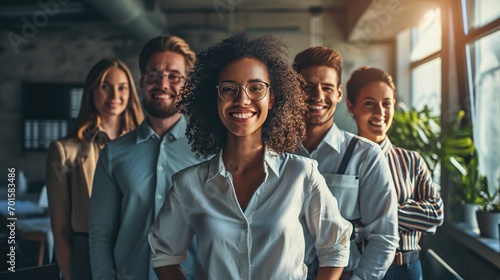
[468,30,500,192]
[411,9,441,61]
[464,0,500,31]
[411,58,442,115]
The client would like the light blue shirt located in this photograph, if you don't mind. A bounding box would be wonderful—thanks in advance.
[90,116,201,280]
[149,149,352,280]
[297,124,399,280]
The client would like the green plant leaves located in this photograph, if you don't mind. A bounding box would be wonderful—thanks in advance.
[476,176,500,212]
[387,104,477,203]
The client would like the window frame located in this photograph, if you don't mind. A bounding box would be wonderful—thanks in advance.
[408,9,443,115]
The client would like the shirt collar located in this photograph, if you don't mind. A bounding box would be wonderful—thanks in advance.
[136,115,188,144]
[379,136,393,156]
[264,149,281,178]
[206,147,281,183]
[321,123,343,153]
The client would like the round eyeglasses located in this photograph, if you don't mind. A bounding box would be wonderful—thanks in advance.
[216,81,270,101]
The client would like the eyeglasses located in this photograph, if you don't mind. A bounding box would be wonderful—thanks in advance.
[216,81,270,101]
[143,71,185,85]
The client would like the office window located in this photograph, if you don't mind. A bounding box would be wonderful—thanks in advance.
[410,9,442,115]
[411,9,442,61]
[462,0,500,192]
[411,58,442,115]
[464,0,500,30]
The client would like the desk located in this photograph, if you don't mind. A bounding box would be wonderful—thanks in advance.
[0,199,53,266]
[0,199,45,216]
[17,217,53,266]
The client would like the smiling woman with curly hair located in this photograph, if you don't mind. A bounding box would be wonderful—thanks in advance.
[179,32,307,156]
[149,33,352,280]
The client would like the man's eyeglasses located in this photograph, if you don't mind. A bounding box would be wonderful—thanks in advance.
[143,71,185,85]
[216,81,270,101]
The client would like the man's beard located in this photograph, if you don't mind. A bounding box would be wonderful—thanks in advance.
[143,99,179,119]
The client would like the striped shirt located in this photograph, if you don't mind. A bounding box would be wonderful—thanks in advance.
[380,137,444,251]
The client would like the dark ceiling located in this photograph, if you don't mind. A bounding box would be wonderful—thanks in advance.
[0,0,440,43]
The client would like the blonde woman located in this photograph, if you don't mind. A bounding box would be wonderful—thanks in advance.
[46,58,143,280]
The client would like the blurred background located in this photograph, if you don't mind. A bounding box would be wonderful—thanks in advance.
[0,0,499,278]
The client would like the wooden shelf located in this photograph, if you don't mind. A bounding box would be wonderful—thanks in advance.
[21,81,83,152]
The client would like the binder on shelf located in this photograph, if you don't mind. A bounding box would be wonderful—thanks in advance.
[51,120,60,142]
[24,120,32,149]
[60,120,68,138]
[41,120,52,149]
[70,88,83,119]
[32,120,39,149]
[21,81,84,151]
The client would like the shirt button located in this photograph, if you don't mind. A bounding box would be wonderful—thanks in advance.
[161,144,165,148]
[158,166,164,171]
[169,135,174,140]
[157,194,163,200]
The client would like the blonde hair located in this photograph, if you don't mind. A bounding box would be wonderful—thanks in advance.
[75,58,144,140]
[139,35,196,75]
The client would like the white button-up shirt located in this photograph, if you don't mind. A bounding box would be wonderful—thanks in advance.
[149,149,352,280]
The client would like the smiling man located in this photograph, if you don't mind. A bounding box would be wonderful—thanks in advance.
[293,47,399,280]
[89,35,201,280]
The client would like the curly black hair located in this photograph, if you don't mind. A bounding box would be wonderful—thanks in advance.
[179,33,307,157]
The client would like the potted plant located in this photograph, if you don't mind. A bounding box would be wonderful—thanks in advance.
[453,150,483,228]
[475,175,500,239]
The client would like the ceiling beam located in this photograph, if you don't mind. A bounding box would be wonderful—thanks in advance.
[346,0,440,43]
[342,0,372,40]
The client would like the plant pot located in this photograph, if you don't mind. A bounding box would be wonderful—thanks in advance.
[463,203,481,228]
[476,211,500,239]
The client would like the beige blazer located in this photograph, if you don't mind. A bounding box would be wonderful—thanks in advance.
[45,136,101,233]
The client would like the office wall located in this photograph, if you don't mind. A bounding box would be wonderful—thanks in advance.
[0,12,394,186]
[0,21,143,187]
